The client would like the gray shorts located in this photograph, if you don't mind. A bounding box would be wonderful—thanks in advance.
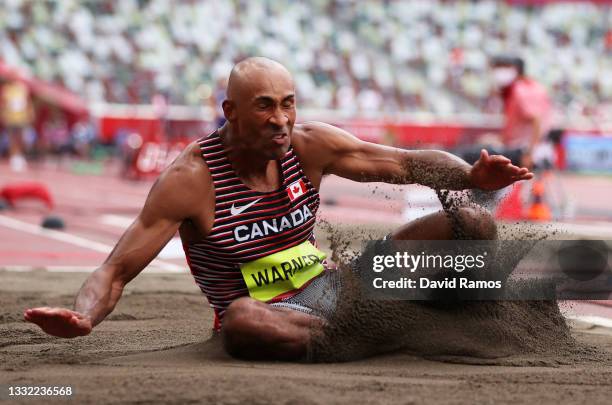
[270,236,392,318]
[270,270,341,319]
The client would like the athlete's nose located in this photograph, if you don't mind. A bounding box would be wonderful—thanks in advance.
[269,106,289,129]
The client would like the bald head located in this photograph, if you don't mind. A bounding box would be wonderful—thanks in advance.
[226,57,294,101]
[221,57,296,159]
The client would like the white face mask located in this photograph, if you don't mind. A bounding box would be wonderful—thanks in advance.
[492,67,518,88]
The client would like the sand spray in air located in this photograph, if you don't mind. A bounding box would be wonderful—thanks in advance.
[308,186,606,364]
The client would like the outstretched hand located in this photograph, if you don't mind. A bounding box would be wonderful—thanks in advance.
[470,149,534,191]
[24,307,92,338]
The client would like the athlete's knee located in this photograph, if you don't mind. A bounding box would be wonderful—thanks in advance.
[222,297,278,358]
[222,298,312,360]
[454,205,497,240]
[222,298,262,356]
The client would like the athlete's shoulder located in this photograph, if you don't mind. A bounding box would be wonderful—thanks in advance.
[163,141,207,178]
[141,140,212,220]
[155,141,212,197]
[294,121,342,138]
[291,122,361,175]
[292,121,355,151]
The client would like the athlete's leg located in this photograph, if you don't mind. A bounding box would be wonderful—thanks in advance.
[391,206,497,241]
[221,297,324,361]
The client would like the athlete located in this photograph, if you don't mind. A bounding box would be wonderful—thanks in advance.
[24,57,533,361]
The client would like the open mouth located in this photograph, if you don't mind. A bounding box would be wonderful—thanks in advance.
[271,133,288,145]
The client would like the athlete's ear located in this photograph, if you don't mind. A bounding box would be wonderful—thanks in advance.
[222,99,237,122]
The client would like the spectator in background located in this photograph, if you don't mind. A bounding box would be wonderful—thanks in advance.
[71,119,97,158]
[454,55,555,212]
[211,76,228,128]
[0,79,34,172]
[490,55,552,170]
[41,109,69,155]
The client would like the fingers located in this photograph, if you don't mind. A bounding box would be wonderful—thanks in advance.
[488,154,511,164]
[492,159,533,176]
[510,166,534,177]
[488,154,535,174]
[480,149,489,162]
[24,307,47,323]
[479,150,514,165]
[25,307,75,321]
[498,164,520,176]
[516,167,534,178]
[512,172,534,181]
[24,307,92,338]
[23,307,84,330]
[508,165,534,181]
[485,159,534,185]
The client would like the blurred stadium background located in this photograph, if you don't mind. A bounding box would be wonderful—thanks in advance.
[0,0,611,274]
[3,3,612,401]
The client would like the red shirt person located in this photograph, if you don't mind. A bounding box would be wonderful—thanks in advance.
[491,56,552,169]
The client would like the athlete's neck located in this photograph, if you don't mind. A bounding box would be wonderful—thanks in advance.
[218,125,280,190]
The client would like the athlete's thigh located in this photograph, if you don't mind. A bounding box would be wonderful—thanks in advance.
[391,206,495,241]
[390,210,454,240]
[224,298,325,340]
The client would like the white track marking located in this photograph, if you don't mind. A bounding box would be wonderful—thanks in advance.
[0,215,185,272]
[100,214,134,228]
[554,222,612,239]
[565,315,612,329]
[318,206,402,225]
[0,215,114,253]
[101,214,185,259]
[158,237,185,259]
[0,265,182,274]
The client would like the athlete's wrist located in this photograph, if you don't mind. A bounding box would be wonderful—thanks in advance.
[465,166,477,190]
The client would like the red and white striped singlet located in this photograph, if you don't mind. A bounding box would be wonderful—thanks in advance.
[183,131,323,329]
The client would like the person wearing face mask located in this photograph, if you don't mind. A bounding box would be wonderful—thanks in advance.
[490,55,552,170]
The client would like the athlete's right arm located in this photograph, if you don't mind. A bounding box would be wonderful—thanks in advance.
[24,148,208,338]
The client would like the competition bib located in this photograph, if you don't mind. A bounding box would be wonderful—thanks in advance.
[240,241,326,302]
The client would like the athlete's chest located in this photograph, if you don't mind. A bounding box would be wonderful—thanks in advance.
[209,173,317,244]
[179,171,318,246]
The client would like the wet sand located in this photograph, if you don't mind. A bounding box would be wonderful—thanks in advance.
[2,268,612,405]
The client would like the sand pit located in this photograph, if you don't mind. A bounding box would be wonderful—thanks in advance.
[312,274,611,365]
[2,269,612,404]
[2,195,612,403]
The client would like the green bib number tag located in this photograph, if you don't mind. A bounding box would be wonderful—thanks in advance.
[239,241,326,302]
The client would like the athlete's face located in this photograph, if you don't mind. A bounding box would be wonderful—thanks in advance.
[224,69,296,160]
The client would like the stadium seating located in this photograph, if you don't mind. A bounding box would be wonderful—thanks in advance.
[0,0,609,119]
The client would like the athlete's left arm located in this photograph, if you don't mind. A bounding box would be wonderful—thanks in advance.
[307,122,533,191]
